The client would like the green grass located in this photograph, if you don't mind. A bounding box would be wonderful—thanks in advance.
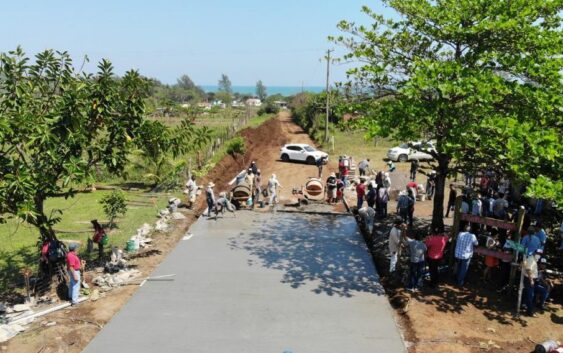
[0,189,174,291]
[247,113,275,128]
[0,111,274,292]
[317,125,411,173]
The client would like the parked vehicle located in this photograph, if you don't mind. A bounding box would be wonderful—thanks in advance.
[387,141,436,162]
[279,144,328,165]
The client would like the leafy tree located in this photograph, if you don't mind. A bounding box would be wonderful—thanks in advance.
[130,119,212,190]
[100,190,127,229]
[0,48,149,241]
[256,80,267,100]
[176,74,197,91]
[218,73,232,94]
[332,1,562,229]
[215,91,233,106]
[226,137,246,158]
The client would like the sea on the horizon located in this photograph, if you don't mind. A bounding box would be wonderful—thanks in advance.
[201,85,324,96]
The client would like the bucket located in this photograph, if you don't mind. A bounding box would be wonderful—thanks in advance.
[126,240,136,252]
[259,201,264,208]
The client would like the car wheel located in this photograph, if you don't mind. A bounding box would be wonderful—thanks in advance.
[281,154,290,162]
[306,156,316,165]
[398,154,408,163]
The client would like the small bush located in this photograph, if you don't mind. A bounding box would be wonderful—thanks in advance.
[258,102,280,115]
[226,137,246,157]
[100,190,127,228]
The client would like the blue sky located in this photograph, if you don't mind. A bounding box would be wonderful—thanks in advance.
[0,1,396,86]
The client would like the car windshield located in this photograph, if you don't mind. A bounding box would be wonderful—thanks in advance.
[399,143,409,148]
[303,146,316,152]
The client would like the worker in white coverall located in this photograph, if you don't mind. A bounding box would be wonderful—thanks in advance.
[268,174,282,206]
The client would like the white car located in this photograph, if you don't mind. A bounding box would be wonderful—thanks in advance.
[387,141,436,162]
[279,144,328,165]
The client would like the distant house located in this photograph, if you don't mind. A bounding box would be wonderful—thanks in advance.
[273,101,288,109]
[232,100,244,108]
[245,98,262,107]
[212,100,226,109]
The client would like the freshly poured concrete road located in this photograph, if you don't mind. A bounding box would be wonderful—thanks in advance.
[84,212,406,353]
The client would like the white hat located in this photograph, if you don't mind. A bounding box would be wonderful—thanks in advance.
[207,182,215,188]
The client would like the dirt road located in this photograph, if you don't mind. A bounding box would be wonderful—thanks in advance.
[203,110,337,203]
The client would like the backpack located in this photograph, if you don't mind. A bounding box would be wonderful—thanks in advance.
[48,240,66,263]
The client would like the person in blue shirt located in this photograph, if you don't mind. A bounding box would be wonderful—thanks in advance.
[534,223,547,250]
[521,227,542,256]
[454,225,478,286]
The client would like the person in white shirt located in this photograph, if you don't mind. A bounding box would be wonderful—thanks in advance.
[389,220,405,273]
[184,175,197,209]
[268,174,282,206]
[358,206,376,235]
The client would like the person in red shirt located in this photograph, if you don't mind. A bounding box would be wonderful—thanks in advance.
[424,230,449,287]
[356,179,366,209]
[66,243,81,305]
[91,219,107,262]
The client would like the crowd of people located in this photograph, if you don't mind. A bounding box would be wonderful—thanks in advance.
[383,169,561,318]
[195,160,284,219]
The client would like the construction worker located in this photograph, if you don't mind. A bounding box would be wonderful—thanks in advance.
[216,192,236,216]
[206,182,216,219]
[253,169,262,208]
[268,174,282,206]
[184,175,197,209]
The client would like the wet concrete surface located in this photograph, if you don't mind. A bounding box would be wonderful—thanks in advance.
[84,211,406,353]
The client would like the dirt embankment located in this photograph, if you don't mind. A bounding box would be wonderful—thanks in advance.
[200,111,338,204]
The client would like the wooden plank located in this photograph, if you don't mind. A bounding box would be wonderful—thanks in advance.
[459,213,516,231]
[474,247,512,261]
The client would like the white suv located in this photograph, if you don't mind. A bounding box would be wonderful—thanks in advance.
[387,141,435,162]
[280,144,328,165]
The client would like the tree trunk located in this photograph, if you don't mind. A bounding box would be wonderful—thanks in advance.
[34,194,56,242]
[431,157,449,232]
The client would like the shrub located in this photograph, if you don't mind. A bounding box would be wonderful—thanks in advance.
[258,102,280,115]
[226,137,246,157]
[100,190,127,228]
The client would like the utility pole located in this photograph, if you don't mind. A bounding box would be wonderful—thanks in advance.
[324,49,333,143]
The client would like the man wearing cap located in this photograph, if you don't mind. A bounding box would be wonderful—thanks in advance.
[206,182,216,219]
[66,243,81,305]
[326,172,337,203]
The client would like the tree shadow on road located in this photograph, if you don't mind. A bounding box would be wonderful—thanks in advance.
[228,213,385,298]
